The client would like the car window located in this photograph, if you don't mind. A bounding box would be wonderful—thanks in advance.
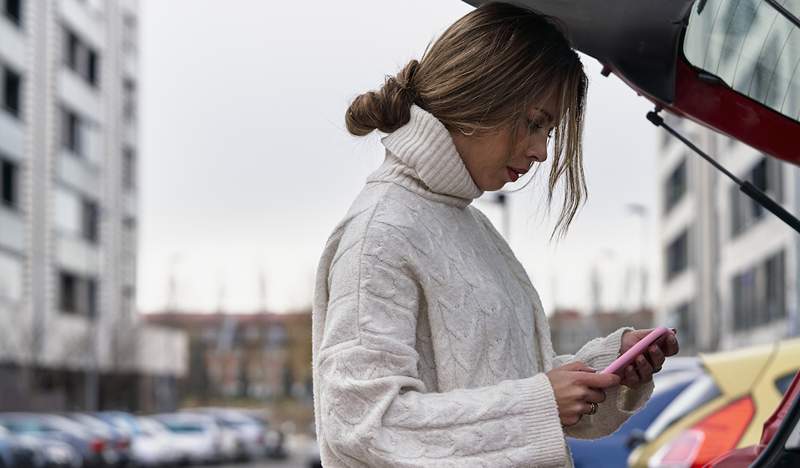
[163,423,204,433]
[645,373,721,440]
[775,372,797,395]
[684,0,800,122]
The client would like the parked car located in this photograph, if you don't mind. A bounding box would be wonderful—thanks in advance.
[64,414,130,467]
[130,417,180,468]
[236,411,286,459]
[0,426,39,468]
[627,338,800,466]
[185,408,274,461]
[568,359,701,467]
[153,413,222,465]
[0,413,110,468]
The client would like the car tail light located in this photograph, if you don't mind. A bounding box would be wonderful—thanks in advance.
[90,439,106,454]
[115,438,130,450]
[649,397,754,467]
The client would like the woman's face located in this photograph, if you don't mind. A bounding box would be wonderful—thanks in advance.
[450,98,558,192]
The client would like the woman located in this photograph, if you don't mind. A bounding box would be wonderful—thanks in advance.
[312,3,679,467]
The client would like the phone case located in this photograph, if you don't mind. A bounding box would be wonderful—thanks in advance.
[601,326,671,375]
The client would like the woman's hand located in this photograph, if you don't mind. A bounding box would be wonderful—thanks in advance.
[546,361,621,427]
[618,328,680,388]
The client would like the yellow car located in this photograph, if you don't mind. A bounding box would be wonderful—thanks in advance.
[628,338,800,467]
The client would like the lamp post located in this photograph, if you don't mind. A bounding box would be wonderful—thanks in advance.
[626,204,648,313]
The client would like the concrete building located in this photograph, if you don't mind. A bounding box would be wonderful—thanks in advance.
[549,308,654,356]
[657,113,800,354]
[0,0,185,411]
[143,311,313,404]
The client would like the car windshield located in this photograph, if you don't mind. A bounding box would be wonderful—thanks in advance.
[162,422,204,433]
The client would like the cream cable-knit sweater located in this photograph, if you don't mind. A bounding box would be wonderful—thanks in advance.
[312,105,653,467]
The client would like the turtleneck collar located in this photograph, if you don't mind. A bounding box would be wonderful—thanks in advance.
[366,104,484,209]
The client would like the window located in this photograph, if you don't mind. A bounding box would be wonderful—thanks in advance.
[58,270,98,318]
[731,156,783,237]
[664,157,687,214]
[122,285,135,317]
[59,271,78,314]
[668,302,695,348]
[1,157,17,210]
[81,198,99,244]
[2,66,21,118]
[665,229,689,281]
[86,277,97,319]
[732,250,786,331]
[122,78,136,122]
[122,147,135,190]
[121,13,137,55]
[3,0,22,26]
[63,27,100,88]
[775,373,796,395]
[61,107,82,156]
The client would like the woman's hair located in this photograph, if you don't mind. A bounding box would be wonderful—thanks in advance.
[346,2,588,238]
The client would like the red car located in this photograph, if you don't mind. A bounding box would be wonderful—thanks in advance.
[462,0,800,466]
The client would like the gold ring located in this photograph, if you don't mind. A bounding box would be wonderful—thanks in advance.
[588,402,598,415]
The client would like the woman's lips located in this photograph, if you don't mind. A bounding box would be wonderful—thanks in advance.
[507,167,520,182]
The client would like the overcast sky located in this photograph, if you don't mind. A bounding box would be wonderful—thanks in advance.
[138,0,662,314]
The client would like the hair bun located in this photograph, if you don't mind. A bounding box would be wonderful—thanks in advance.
[345,60,421,136]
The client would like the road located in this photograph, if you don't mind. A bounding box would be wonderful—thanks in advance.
[199,434,317,468]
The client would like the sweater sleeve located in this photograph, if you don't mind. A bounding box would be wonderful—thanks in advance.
[552,327,654,439]
[315,219,567,467]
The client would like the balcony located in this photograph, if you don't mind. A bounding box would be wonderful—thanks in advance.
[0,14,27,71]
[0,110,25,160]
[55,233,101,277]
[59,69,102,123]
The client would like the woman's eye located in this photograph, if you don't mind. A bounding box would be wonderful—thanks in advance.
[527,119,553,139]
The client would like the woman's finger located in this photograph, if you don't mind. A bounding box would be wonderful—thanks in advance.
[584,388,606,404]
[622,364,638,387]
[664,334,680,356]
[648,345,665,370]
[635,355,653,382]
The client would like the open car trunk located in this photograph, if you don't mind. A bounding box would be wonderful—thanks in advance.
[462,0,800,466]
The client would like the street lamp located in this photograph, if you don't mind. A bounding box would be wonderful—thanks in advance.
[626,203,648,313]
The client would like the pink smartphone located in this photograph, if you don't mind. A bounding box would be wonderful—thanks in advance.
[601,326,672,375]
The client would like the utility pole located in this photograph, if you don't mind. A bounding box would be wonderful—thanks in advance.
[627,204,648,313]
[496,193,511,240]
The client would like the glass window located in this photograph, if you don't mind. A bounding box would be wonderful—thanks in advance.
[3,0,22,26]
[2,66,21,118]
[122,79,136,123]
[81,198,99,244]
[664,157,687,214]
[775,372,796,395]
[59,271,78,314]
[668,302,695,348]
[1,157,17,210]
[61,107,83,156]
[732,250,786,330]
[63,26,100,89]
[666,229,690,280]
[731,156,783,237]
[684,0,800,123]
[122,146,135,190]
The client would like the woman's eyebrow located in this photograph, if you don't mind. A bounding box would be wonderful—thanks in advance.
[532,108,555,125]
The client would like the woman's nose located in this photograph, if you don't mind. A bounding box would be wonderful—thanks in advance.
[527,134,548,162]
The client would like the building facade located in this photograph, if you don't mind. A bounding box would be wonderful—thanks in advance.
[0,0,185,411]
[143,311,313,405]
[657,113,800,354]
